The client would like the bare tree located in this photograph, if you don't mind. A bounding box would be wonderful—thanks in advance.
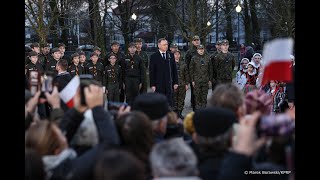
[259,0,295,39]
[242,0,253,44]
[104,0,152,52]
[26,0,87,48]
[25,0,59,44]
[165,0,218,45]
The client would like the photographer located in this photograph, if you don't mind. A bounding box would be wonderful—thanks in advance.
[26,84,120,180]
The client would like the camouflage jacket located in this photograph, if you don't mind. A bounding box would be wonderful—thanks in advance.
[212,52,235,80]
[189,54,213,84]
[175,61,189,86]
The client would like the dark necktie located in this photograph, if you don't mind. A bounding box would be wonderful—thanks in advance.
[162,53,166,60]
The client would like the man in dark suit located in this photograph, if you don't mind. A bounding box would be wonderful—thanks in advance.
[149,38,178,107]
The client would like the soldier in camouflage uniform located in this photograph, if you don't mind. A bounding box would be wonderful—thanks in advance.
[210,40,221,90]
[85,52,105,85]
[105,53,122,102]
[185,35,202,111]
[25,51,44,80]
[189,44,213,110]
[173,50,189,119]
[170,42,178,54]
[121,43,144,105]
[212,39,236,85]
[68,53,84,77]
[46,48,61,76]
[135,38,149,94]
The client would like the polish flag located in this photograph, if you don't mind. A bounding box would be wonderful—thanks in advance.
[261,38,294,85]
[59,76,80,108]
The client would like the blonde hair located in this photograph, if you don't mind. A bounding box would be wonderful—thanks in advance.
[183,112,195,135]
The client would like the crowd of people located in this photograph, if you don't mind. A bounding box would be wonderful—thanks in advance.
[25,37,295,180]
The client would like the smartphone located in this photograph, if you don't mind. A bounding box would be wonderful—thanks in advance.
[79,74,94,106]
[41,74,53,93]
[29,71,40,96]
[257,113,295,137]
[107,101,128,111]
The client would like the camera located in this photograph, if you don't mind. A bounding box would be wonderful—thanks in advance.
[256,113,295,137]
[107,101,128,111]
[79,74,101,105]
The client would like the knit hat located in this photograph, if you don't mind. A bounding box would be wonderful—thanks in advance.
[193,107,236,137]
[132,93,170,120]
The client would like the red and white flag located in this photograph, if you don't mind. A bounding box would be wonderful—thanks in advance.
[59,76,80,108]
[261,38,294,85]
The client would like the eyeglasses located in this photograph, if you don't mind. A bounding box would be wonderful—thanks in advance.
[241,63,248,65]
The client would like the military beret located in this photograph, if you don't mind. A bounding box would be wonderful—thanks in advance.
[193,107,236,137]
[93,46,101,51]
[128,42,136,47]
[111,41,120,46]
[197,44,204,49]
[58,43,66,47]
[193,35,200,40]
[51,47,60,53]
[90,52,99,57]
[132,93,170,120]
[134,38,143,43]
[30,42,40,48]
[221,39,229,45]
[71,52,80,59]
[170,43,178,48]
[28,51,38,57]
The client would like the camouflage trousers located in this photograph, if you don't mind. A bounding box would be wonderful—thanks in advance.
[173,85,187,112]
[194,83,209,110]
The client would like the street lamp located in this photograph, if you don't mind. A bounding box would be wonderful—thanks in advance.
[236,3,242,68]
[207,21,211,44]
[131,13,137,41]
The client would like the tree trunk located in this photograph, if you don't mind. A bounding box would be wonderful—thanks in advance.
[243,0,252,45]
[249,0,260,45]
[58,0,68,46]
[88,0,96,43]
[224,0,233,44]
[49,0,59,46]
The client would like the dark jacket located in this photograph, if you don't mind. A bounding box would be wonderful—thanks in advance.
[149,51,178,93]
[85,62,105,83]
[48,106,120,180]
[121,54,144,83]
[217,151,253,180]
[52,72,73,112]
[68,64,84,77]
